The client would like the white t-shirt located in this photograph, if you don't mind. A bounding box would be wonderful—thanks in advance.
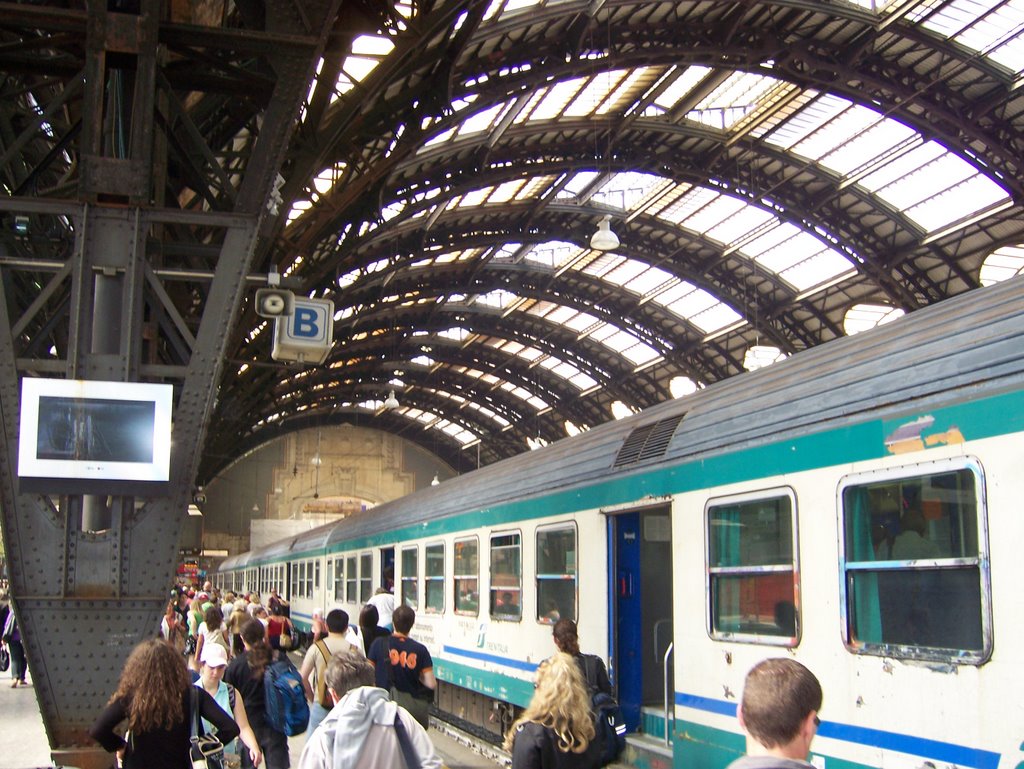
[367,592,395,627]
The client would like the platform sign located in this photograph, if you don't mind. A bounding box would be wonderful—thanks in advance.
[271,297,334,364]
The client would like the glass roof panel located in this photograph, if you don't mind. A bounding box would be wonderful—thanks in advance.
[687,71,782,130]
[649,65,713,112]
[704,203,776,245]
[907,0,1024,75]
[530,77,586,120]
[457,102,507,136]
[859,140,1010,231]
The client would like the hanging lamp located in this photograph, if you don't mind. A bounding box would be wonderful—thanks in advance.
[590,214,619,251]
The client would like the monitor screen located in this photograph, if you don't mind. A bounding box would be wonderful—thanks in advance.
[18,378,173,483]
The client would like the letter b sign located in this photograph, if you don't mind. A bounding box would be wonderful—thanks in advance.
[271,298,334,364]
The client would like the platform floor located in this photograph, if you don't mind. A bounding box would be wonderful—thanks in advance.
[0,663,502,769]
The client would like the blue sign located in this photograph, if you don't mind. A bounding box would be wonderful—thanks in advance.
[272,297,334,364]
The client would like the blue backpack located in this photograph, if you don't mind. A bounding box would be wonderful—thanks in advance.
[263,653,309,736]
[583,655,627,766]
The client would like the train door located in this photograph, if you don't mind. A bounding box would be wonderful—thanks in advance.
[380,547,395,591]
[609,506,673,734]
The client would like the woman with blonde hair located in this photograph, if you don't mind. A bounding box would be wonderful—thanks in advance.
[90,638,239,769]
[504,652,600,769]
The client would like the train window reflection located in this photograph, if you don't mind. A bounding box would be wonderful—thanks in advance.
[490,532,522,621]
[425,543,444,613]
[345,556,357,602]
[841,462,991,663]
[359,553,372,603]
[454,537,479,615]
[536,525,577,624]
[332,558,344,602]
[707,491,798,644]
[401,546,419,609]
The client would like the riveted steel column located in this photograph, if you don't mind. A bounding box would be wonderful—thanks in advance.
[0,0,344,765]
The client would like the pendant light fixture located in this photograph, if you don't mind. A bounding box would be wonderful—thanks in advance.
[383,389,400,410]
[590,214,619,251]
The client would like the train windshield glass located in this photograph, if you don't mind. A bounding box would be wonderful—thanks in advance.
[707,492,797,643]
[841,462,991,662]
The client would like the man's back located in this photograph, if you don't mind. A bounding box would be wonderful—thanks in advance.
[296,685,440,769]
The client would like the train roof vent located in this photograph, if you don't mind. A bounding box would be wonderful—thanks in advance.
[613,413,685,467]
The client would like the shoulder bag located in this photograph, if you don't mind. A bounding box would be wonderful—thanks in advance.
[189,687,226,769]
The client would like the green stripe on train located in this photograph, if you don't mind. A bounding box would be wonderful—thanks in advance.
[235,389,1024,567]
[673,720,873,769]
[434,656,534,708]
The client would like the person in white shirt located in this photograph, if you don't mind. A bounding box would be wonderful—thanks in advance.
[366,589,395,631]
[297,649,441,769]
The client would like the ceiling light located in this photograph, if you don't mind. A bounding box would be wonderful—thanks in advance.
[590,214,619,251]
[384,389,400,410]
[431,474,440,486]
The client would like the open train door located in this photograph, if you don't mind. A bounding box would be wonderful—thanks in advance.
[609,505,673,734]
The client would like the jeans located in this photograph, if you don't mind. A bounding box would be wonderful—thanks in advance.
[305,701,331,738]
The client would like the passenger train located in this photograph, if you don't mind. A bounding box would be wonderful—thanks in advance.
[216,275,1024,769]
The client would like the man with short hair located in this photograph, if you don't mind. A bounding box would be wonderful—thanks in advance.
[296,649,441,769]
[300,609,363,736]
[727,658,823,769]
[367,605,435,729]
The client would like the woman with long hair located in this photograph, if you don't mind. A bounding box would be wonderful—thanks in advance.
[224,619,291,769]
[503,652,600,769]
[357,604,390,656]
[90,639,239,769]
[552,619,612,696]
[193,604,230,670]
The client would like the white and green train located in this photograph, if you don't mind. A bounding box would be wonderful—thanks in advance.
[217,275,1024,769]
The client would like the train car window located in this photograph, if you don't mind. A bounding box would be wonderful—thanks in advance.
[401,546,420,609]
[490,532,522,621]
[333,558,344,602]
[425,543,444,614]
[840,459,991,664]
[314,560,321,594]
[454,537,479,615]
[290,563,298,600]
[707,490,798,645]
[536,524,577,624]
[345,555,357,603]
[359,553,373,603]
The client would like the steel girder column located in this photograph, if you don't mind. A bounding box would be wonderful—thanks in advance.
[0,1,342,766]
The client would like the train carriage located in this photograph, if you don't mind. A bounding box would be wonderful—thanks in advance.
[217,276,1024,769]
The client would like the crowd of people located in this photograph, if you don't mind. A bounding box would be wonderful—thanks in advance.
[6,574,825,769]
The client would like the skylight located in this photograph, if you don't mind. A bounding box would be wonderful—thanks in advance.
[906,0,1024,75]
[765,94,1010,234]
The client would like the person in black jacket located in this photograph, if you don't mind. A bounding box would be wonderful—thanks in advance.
[504,652,600,769]
[552,619,611,696]
[225,618,292,769]
[90,638,239,769]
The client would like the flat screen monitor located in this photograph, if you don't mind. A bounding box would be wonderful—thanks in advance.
[18,378,173,484]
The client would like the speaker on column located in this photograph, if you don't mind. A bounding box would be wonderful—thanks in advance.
[254,288,295,318]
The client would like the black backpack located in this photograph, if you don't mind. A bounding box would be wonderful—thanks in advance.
[582,655,626,765]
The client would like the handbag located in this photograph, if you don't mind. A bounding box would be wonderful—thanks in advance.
[0,645,9,672]
[190,687,226,769]
[184,634,197,657]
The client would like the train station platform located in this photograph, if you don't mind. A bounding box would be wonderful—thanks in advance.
[0,662,502,769]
